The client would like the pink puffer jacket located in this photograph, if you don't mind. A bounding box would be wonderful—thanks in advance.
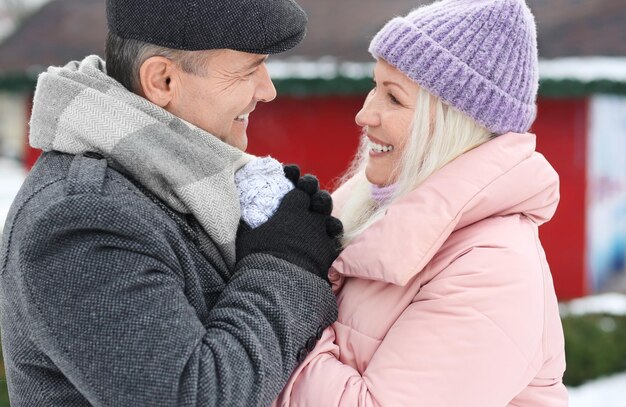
[275,132,568,406]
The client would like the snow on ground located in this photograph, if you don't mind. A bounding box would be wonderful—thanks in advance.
[568,371,626,407]
[0,158,26,231]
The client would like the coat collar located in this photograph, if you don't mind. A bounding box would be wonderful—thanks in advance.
[331,133,560,286]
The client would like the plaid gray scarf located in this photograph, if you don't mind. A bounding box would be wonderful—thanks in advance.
[29,55,251,268]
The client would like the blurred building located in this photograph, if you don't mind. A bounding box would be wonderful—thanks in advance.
[1,0,626,299]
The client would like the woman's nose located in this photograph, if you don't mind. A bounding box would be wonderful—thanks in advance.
[355,94,380,128]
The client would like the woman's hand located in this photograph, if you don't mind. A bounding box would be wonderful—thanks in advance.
[236,165,343,282]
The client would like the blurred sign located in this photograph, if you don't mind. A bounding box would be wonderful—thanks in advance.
[587,95,626,291]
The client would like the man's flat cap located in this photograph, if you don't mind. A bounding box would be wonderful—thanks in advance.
[106,0,308,54]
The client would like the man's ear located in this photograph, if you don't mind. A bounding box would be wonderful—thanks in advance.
[138,56,176,108]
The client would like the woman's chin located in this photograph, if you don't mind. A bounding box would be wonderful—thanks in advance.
[365,167,393,187]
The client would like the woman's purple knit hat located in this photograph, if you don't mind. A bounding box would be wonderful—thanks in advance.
[369,0,538,135]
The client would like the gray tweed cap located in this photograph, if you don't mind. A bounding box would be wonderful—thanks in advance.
[106,0,308,54]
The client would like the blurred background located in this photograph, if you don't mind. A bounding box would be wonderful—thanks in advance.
[0,0,625,405]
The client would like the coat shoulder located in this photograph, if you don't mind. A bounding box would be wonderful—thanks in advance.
[430,212,542,269]
[7,152,150,215]
[10,151,178,226]
[1,152,188,274]
[421,213,549,347]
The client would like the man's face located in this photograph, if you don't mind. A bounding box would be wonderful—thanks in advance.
[167,50,277,151]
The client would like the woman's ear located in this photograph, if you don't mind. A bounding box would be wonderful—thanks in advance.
[138,56,176,108]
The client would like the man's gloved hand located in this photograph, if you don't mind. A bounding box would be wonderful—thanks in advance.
[236,165,344,282]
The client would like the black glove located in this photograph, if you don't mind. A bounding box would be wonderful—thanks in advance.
[236,165,344,282]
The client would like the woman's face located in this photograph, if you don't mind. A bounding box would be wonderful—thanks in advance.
[355,59,420,186]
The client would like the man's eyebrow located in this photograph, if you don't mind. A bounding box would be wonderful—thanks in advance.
[241,56,268,71]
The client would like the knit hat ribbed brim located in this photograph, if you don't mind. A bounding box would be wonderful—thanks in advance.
[369,0,539,135]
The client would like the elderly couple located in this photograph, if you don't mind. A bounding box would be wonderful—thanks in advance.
[0,0,568,405]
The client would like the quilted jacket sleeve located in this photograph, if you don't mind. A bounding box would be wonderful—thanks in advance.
[275,246,558,407]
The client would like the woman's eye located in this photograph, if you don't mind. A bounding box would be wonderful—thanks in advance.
[388,94,400,105]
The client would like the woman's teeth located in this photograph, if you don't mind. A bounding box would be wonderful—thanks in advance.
[235,113,249,122]
[369,141,394,153]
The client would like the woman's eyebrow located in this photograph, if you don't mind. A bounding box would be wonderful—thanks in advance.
[383,81,409,96]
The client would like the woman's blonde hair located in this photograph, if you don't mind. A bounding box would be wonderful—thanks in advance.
[338,86,495,246]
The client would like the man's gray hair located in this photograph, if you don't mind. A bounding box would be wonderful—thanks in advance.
[105,31,212,93]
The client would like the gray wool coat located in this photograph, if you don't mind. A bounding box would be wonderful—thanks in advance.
[0,151,337,407]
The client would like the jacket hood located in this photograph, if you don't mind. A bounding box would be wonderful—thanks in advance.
[331,132,560,286]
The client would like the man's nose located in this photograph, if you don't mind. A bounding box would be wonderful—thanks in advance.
[256,64,277,102]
